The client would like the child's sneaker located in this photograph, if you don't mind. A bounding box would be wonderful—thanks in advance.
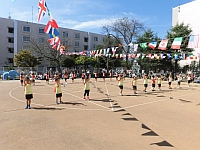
[25,106,28,109]
[28,106,31,109]
[60,100,63,103]
[83,98,86,100]
[56,101,59,105]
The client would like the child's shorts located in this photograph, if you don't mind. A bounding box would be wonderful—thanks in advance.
[158,84,161,87]
[188,80,191,83]
[56,93,62,98]
[119,85,123,89]
[178,82,180,85]
[144,84,148,88]
[168,82,172,85]
[132,86,137,90]
[152,84,155,88]
[25,94,33,99]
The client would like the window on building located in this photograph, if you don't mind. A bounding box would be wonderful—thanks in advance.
[8,27,14,33]
[102,37,105,43]
[74,41,80,47]
[74,33,80,39]
[7,58,13,63]
[93,44,97,49]
[93,36,98,42]
[22,26,31,32]
[84,37,88,42]
[62,31,68,38]
[38,37,45,43]
[61,40,68,46]
[22,35,30,42]
[84,45,88,50]
[38,28,45,34]
[22,45,30,50]
[8,37,14,43]
[8,48,14,53]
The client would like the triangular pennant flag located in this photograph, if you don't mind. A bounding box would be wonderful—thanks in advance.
[171,37,182,49]
[158,39,168,50]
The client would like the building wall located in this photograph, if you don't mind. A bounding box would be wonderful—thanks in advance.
[172,0,200,54]
[0,17,106,68]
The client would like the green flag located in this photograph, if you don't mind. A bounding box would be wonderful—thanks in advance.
[140,43,148,49]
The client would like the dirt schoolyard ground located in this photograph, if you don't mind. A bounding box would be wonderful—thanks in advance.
[0,78,200,150]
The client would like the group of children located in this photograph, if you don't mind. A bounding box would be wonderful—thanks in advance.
[20,70,194,109]
[21,71,91,109]
[117,73,193,96]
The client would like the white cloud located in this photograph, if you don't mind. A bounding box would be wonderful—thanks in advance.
[72,18,116,30]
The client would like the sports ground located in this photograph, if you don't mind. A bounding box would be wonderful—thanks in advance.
[0,78,200,150]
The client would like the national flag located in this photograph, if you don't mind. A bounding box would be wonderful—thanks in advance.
[180,53,185,60]
[47,37,60,49]
[140,43,147,49]
[148,42,157,50]
[44,21,59,38]
[38,0,47,22]
[171,37,182,49]
[187,35,199,48]
[134,44,138,52]
[158,39,168,50]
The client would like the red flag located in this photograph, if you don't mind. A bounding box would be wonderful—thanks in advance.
[158,39,168,50]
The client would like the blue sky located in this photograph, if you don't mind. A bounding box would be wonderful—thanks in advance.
[0,0,193,38]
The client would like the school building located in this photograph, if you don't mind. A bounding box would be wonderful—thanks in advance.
[172,0,200,66]
[0,17,106,70]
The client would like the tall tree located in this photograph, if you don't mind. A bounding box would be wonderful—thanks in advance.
[14,50,40,67]
[102,17,144,69]
[30,39,65,73]
[136,29,167,73]
[166,22,193,74]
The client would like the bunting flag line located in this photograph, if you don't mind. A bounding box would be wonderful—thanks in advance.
[148,42,157,50]
[158,39,168,50]
[38,0,47,22]
[187,35,199,48]
[171,37,182,49]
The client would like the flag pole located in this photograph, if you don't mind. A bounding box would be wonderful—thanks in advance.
[32,5,33,23]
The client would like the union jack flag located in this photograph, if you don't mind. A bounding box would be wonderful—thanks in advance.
[38,0,47,22]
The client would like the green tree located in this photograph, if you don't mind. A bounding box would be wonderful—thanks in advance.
[166,22,193,74]
[62,56,76,68]
[75,56,97,70]
[136,29,166,73]
[14,50,40,67]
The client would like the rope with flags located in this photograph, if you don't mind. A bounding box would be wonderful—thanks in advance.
[37,0,65,54]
